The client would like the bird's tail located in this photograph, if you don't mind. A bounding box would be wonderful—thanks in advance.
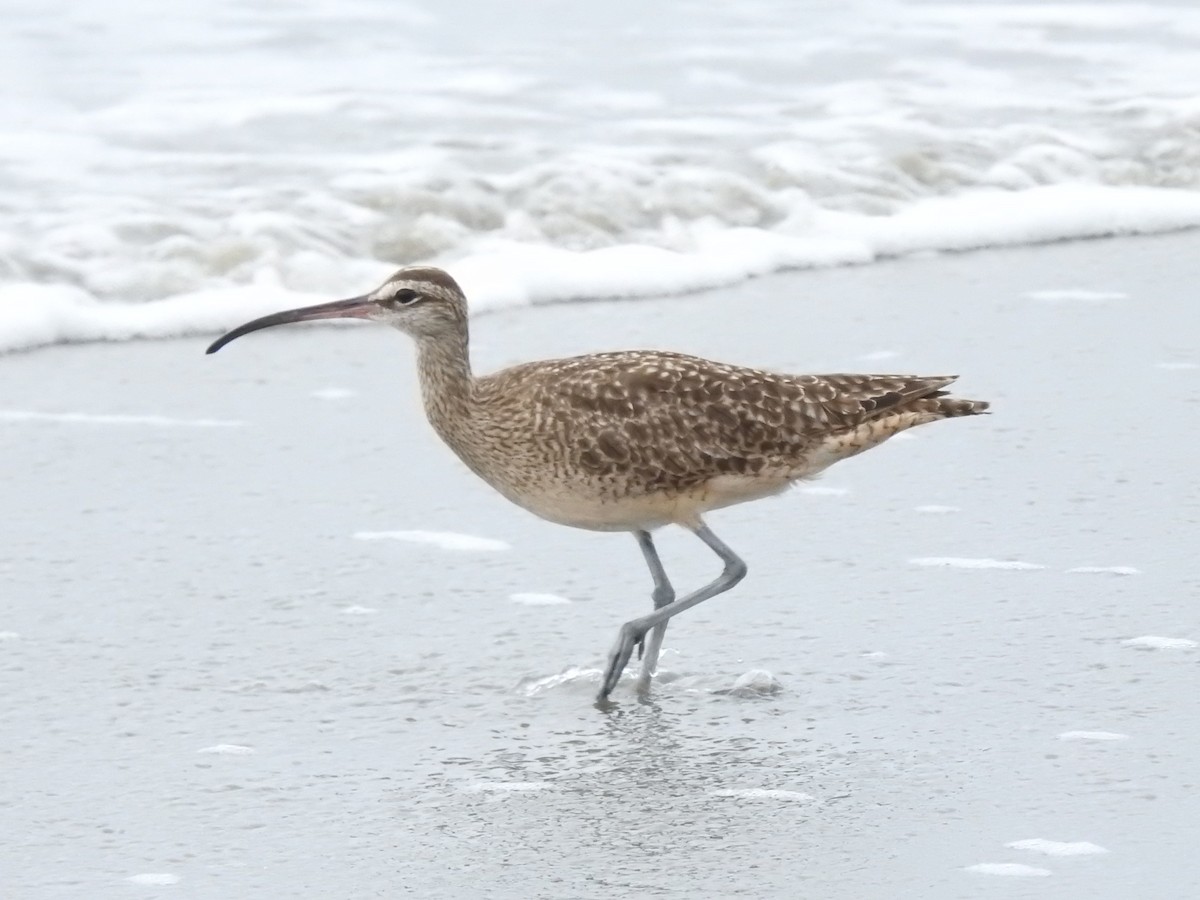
[903,393,991,418]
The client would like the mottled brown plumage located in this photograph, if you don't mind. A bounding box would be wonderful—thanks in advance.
[207,265,990,701]
[420,338,986,532]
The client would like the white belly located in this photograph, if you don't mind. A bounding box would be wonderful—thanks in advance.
[499,474,794,532]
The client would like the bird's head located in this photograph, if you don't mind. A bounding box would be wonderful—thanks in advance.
[206,266,468,354]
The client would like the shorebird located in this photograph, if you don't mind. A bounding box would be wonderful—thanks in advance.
[207,266,989,701]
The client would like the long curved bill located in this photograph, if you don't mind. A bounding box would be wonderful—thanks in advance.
[206,296,374,354]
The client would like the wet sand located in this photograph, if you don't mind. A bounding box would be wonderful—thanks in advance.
[2,233,1198,898]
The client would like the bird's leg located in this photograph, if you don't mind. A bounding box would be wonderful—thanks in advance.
[633,530,675,691]
[599,523,747,701]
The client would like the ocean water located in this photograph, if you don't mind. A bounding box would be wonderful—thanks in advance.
[2,0,1200,352]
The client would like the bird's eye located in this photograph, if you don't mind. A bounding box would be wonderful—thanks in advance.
[391,288,419,305]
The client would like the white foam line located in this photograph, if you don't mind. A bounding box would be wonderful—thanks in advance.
[510,592,572,606]
[1058,730,1129,742]
[0,409,242,427]
[353,530,511,552]
[310,387,357,400]
[127,874,180,885]
[730,669,782,695]
[1121,635,1197,650]
[1006,839,1109,856]
[0,280,332,355]
[914,504,960,513]
[1024,288,1127,302]
[964,863,1051,877]
[197,744,255,755]
[519,666,598,695]
[1067,566,1140,576]
[6,184,1200,357]
[711,788,814,802]
[910,557,1045,570]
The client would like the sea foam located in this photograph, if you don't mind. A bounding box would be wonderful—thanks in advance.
[1121,635,1197,651]
[4,185,1200,355]
[1006,839,1109,856]
[6,0,1200,357]
[964,863,1051,877]
[910,557,1044,570]
[353,530,510,552]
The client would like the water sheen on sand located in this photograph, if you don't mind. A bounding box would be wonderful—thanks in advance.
[2,235,1197,897]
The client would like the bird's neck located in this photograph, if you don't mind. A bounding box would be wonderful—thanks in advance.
[416,329,475,433]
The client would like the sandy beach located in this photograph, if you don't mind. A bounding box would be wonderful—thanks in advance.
[2,232,1199,898]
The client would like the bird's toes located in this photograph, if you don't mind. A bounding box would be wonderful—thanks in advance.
[598,623,645,699]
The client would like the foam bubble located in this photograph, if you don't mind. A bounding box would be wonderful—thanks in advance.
[910,557,1044,570]
[340,605,377,615]
[1006,839,1109,856]
[728,669,782,696]
[197,744,255,755]
[127,873,180,885]
[1121,635,1197,650]
[352,530,510,552]
[510,592,572,606]
[518,666,598,695]
[964,863,1051,877]
[711,788,814,802]
[1058,731,1129,742]
[0,631,19,641]
[310,387,357,400]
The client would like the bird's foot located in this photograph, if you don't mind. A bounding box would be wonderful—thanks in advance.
[597,621,645,701]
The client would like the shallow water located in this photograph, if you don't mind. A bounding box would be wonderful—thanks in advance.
[2,234,1198,897]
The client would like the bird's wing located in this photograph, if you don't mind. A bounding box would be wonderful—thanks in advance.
[517,351,954,487]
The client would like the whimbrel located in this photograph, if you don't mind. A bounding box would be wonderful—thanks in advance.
[207,266,989,701]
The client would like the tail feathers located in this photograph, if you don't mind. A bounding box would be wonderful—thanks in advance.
[804,390,990,475]
[835,375,988,423]
[904,395,991,418]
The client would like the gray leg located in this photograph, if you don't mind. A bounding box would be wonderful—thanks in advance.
[599,523,747,700]
[634,530,675,690]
